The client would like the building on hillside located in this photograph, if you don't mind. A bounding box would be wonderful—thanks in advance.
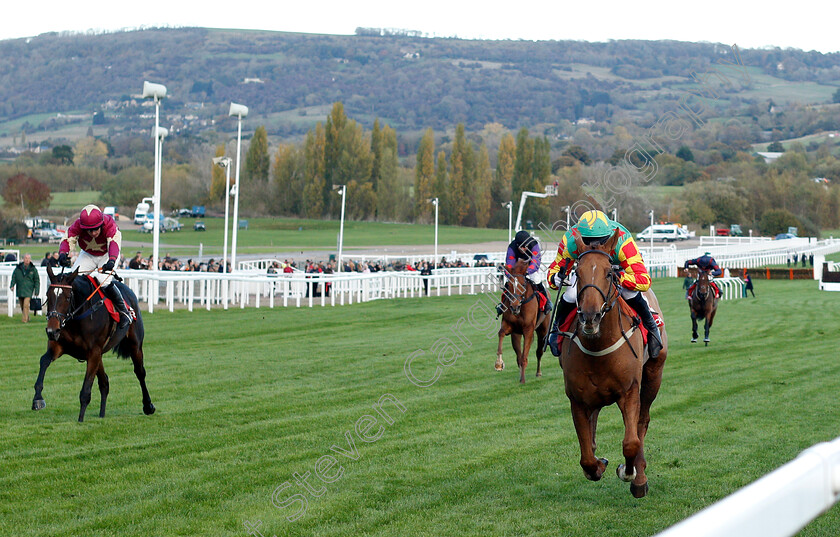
[755,151,784,163]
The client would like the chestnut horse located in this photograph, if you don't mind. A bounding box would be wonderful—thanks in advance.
[690,269,718,346]
[559,230,667,498]
[32,266,155,422]
[496,259,551,383]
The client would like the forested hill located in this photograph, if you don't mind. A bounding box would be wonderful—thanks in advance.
[1,27,839,138]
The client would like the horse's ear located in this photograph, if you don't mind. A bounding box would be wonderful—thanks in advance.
[604,228,621,252]
[572,229,587,252]
[67,268,79,283]
[47,264,55,281]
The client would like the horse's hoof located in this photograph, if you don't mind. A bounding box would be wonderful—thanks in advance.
[144,403,156,415]
[494,363,504,371]
[32,399,46,411]
[630,481,649,498]
[616,463,636,482]
[536,371,542,378]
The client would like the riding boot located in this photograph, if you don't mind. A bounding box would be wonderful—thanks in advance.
[625,293,662,359]
[495,302,505,317]
[535,282,553,315]
[548,299,576,357]
[105,284,131,330]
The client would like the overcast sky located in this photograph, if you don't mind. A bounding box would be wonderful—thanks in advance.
[5,0,838,53]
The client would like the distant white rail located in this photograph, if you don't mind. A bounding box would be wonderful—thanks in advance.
[656,436,840,537]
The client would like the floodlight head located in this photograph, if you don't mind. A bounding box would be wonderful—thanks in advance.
[332,184,345,193]
[152,126,168,140]
[427,198,438,205]
[142,81,167,100]
[212,156,231,167]
[229,102,249,118]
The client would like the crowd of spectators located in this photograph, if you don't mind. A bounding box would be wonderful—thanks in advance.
[120,251,229,273]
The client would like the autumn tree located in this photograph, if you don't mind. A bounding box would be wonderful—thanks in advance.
[434,150,450,224]
[245,126,270,182]
[375,125,400,221]
[209,145,227,201]
[273,143,305,215]
[414,128,435,222]
[474,144,493,228]
[449,124,474,225]
[490,132,516,227]
[303,124,326,218]
[2,173,52,214]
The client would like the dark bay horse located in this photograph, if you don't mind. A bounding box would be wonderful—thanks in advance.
[496,259,551,383]
[690,269,718,345]
[559,230,667,498]
[33,266,155,422]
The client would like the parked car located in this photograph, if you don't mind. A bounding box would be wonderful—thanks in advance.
[191,205,206,218]
[32,228,63,243]
[141,214,181,232]
[193,221,206,231]
[775,233,797,240]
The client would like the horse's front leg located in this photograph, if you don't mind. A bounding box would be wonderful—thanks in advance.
[511,332,523,383]
[690,312,699,343]
[496,323,510,371]
[615,383,646,497]
[32,345,60,410]
[96,363,109,418]
[78,354,102,422]
[569,399,607,481]
[518,328,535,384]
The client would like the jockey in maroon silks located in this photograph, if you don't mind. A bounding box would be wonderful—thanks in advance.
[496,230,553,317]
[58,204,131,329]
[684,252,722,299]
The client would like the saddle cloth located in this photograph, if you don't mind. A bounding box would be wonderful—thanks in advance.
[558,298,663,347]
[87,276,122,324]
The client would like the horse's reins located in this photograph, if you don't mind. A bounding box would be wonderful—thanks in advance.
[561,249,642,359]
[47,269,115,328]
[504,270,538,314]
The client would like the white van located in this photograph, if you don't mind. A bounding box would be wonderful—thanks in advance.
[134,202,150,225]
[637,224,690,242]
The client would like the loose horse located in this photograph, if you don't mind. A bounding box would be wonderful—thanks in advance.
[496,259,551,383]
[33,266,155,422]
[559,230,667,498]
[689,269,718,345]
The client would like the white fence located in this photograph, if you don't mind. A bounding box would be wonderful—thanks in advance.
[1,266,503,316]
[656,435,840,537]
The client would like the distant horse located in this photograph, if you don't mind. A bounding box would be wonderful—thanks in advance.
[690,269,718,345]
[559,230,667,498]
[496,259,551,383]
[32,266,155,422]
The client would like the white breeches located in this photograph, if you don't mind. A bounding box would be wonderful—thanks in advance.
[72,250,119,287]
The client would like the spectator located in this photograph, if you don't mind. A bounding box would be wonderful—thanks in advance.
[793,253,799,265]
[10,253,39,323]
[40,252,52,267]
[48,251,60,268]
[801,254,807,267]
[682,269,695,295]
[809,253,814,267]
[420,261,432,296]
[744,271,755,298]
[4,252,16,262]
[128,252,144,270]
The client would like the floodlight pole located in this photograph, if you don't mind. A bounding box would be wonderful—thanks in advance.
[503,201,513,243]
[142,81,166,308]
[429,198,439,270]
[213,157,232,274]
[564,205,571,231]
[648,209,655,260]
[336,185,346,273]
[229,102,248,272]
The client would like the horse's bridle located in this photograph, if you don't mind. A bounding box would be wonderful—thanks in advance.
[504,271,537,316]
[46,283,76,329]
[575,249,619,320]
